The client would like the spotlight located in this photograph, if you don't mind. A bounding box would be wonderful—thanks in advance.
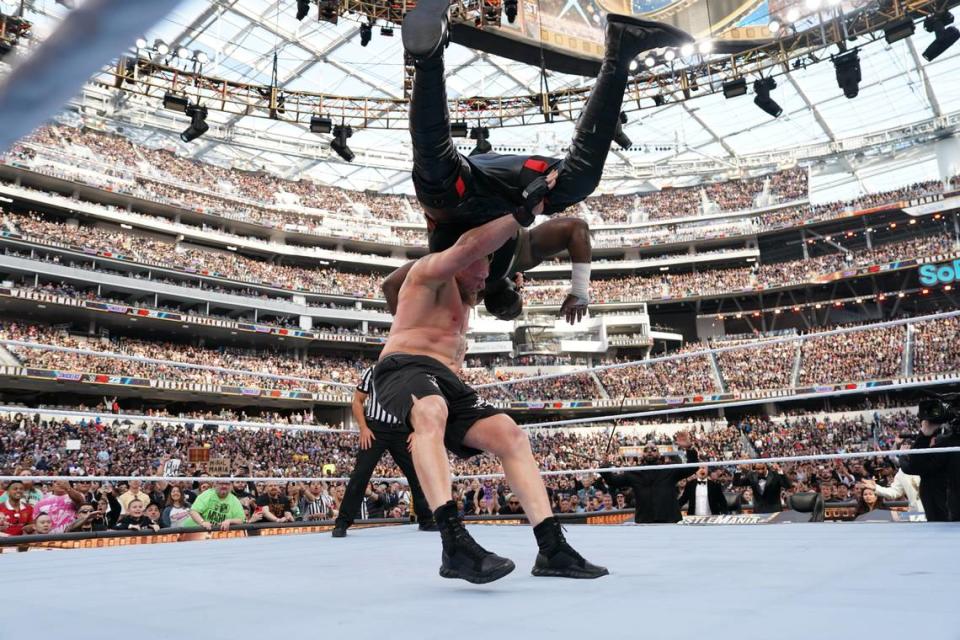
[310,115,332,134]
[680,43,694,57]
[360,22,372,46]
[177,46,190,58]
[753,77,782,117]
[613,112,632,150]
[331,125,354,162]
[135,37,147,50]
[469,127,491,156]
[504,0,518,23]
[180,104,209,142]
[722,77,747,98]
[163,92,190,113]
[380,26,393,36]
[786,7,800,22]
[884,16,915,44]
[663,48,676,62]
[450,121,468,137]
[698,39,713,54]
[644,55,656,67]
[319,0,338,24]
[629,59,639,72]
[154,39,169,55]
[833,48,861,99]
[296,0,311,21]
[194,50,209,64]
[768,19,781,34]
[923,12,959,61]
[805,0,820,10]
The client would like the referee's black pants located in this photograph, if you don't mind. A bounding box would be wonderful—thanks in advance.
[336,424,433,526]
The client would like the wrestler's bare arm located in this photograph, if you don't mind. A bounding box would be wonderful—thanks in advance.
[412,215,522,284]
[382,260,415,315]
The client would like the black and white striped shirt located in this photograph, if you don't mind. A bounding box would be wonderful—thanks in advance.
[358,366,401,425]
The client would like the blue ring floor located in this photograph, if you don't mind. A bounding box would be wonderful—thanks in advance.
[1,523,957,640]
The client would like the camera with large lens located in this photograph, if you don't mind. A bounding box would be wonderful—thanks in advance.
[918,396,960,435]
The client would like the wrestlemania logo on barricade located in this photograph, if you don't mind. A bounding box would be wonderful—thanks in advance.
[681,514,780,525]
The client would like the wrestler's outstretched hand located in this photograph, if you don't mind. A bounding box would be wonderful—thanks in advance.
[560,293,588,324]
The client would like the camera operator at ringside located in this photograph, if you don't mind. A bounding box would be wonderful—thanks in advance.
[899,395,960,521]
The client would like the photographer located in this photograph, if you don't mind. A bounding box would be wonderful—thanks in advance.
[900,400,960,521]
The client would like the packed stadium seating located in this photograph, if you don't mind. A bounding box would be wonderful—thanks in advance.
[0,405,919,533]
[0,120,955,544]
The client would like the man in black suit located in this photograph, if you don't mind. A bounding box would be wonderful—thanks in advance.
[601,432,698,523]
[679,466,731,516]
[733,463,792,513]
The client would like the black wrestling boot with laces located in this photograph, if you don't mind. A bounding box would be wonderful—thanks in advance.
[418,518,440,532]
[434,501,515,584]
[532,517,609,579]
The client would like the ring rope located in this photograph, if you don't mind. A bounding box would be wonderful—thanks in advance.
[475,309,960,389]
[0,375,953,436]
[521,376,960,429]
[3,446,958,485]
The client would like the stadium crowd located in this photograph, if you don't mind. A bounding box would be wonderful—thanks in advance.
[0,321,367,393]
[4,124,957,270]
[4,210,388,298]
[0,407,919,536]
[2,314,958,401]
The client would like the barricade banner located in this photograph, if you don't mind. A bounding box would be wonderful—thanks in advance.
[681,514,780,525]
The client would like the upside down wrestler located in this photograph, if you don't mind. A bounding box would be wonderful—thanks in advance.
[400,0,693,318]
[372,196,608,583]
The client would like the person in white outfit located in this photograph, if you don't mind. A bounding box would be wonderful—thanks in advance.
[863,437,923,513]
[863,471,923,513]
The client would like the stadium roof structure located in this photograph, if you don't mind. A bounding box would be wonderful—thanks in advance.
[11,0,960,199]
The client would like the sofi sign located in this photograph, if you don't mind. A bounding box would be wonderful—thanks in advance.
[919,260,960,286]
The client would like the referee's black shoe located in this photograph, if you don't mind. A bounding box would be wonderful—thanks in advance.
[531,517,608,579]
[331,524,347,538]
[434,501,514,584]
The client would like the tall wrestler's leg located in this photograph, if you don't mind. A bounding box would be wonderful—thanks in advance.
[408,50,464,201]
[547,18,693,212]
[333,437,389,534]
[385,434,435,525]
[464,414,609,579]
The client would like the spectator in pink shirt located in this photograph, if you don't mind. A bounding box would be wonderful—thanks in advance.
[33,480,85,533]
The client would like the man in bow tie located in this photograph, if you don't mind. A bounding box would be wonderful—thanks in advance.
[679,466,731,517]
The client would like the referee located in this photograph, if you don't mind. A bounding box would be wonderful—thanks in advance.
[332,366,437,536]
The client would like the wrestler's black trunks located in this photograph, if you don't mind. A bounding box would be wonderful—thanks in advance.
[373,353,504,458]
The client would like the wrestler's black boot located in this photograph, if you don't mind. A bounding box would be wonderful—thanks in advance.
[531,517,609,579]
[435,501,515,583]
[402,0,451,60]
[554,18,693,207]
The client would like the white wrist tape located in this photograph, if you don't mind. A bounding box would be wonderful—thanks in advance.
[569,262,591,301]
